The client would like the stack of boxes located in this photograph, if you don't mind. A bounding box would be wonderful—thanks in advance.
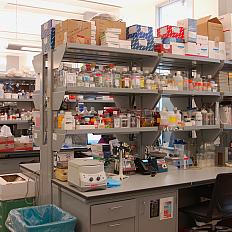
[93,18,126,46]
[177,18,198,56]
[215,72,229,92]
[219,13,232,60]
[155,25,185,55]
[100,28,121,48]
[127,25,154,51]
[41,19,61,54]
[91,21,97,45]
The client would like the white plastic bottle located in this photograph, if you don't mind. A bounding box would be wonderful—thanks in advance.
[174,107,182,125]
[174,71,183,91]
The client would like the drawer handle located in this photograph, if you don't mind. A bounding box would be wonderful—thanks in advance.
[109,223,121,228]
[110,206,123,210]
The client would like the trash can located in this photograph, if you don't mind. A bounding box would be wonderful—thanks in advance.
[5,204,77,232]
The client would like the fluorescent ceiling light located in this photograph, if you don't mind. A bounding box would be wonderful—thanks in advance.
[21,47,42,52]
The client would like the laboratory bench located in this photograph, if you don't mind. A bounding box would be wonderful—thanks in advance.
[19,163,232,232]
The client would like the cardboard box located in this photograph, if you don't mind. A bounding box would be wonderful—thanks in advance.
[127,25,153,40]
[209,41,226,60]
[185,42,197,56]
[197,44,209,57]
[55,19,91,47]
[185,31,197,43]
[154,44,172,53]
[14,142,33,151]
[177,18,197,32]
[197,35,209,45]
[41,19,61,39]
[0,136,14,145]
[92,19,126,45]
[157,25,184,39]
[55,31,91,47]
[162,38,184,44]
[197,16,224,42]
[170,42,185,55]
[131,38,154,51]
[219,13,232,32]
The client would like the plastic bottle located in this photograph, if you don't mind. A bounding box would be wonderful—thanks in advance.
[113,67,121,88]
[208,108,215,125]
[195,111,203,126]
[174,71,183,91]
[131,67,141,89]
[58,111,65,129]
[140,71,145,89]
[122,68,131,88]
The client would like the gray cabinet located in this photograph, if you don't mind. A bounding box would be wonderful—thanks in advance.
[138,191,178,232]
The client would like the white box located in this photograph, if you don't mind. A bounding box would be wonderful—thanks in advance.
[209,41,226,60]
[184,31,197,43]
[197,35,209,45]
[224,30,232,43]
[197,44,209,57]
[119,40,131,46]
[0,173,35,200]
[177,18,197,31]
[185,42,197,56]
[170,42,185,56]
[219,13,232,31]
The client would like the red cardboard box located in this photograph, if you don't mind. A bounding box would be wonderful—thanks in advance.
[154,44,172,53]
[157,25,184,39]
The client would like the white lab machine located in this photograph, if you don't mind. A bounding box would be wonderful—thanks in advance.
[68,159,107,192]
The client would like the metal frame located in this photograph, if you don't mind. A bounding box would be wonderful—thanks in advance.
[33,44,232,204]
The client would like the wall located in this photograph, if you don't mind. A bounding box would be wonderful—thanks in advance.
[120,0,156,26]
[193,0,218,18]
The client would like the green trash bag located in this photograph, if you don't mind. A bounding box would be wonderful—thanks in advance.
[5,204,77,232]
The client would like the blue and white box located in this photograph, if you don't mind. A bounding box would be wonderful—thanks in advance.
[127,25,153,40]
[131,38,154,51]
[41,19,61,39]
[42,27,55,54]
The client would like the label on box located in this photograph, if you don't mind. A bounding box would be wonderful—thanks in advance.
[139,39,147,46]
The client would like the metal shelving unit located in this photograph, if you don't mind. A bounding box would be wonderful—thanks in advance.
[33,44,232,204]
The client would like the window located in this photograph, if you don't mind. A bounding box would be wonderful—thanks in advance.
[156,0,193,28]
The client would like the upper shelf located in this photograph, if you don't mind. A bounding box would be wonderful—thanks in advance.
[53,43,160,69]
[0,120,31,125]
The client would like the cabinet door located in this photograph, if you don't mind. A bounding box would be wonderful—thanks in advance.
[138,191,177,232]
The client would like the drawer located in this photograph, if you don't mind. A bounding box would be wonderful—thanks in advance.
[91,199,136,224]
[91,217,135,232]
